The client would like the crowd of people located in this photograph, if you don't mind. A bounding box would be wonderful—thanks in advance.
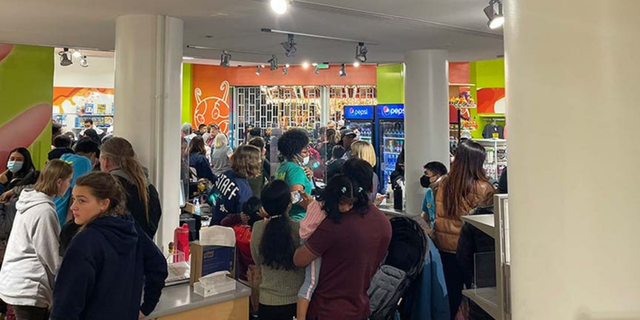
[0,119,504,320]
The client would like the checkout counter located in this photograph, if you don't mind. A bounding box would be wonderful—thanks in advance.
[142,282,250,320]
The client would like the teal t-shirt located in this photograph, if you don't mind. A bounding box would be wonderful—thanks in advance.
[276,161,313,221]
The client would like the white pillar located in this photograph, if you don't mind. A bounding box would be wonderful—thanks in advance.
[404,50,450,215]
[114,15,183,252]
[505,0,640,319]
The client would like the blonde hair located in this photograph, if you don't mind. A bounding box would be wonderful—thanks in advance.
[34,159,73,197]
[231,145,262,178]
[214,133,229,149]
[351,141,377,167]
[100,137,150,222]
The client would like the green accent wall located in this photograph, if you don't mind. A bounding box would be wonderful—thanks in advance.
[181,63,193,124]
[0,45,54,169]
[469,58,505,138]
[377,64,404,104]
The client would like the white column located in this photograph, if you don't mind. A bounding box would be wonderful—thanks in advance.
[404,50,450,215]
[505,0,640,319]
[114,15,183,252]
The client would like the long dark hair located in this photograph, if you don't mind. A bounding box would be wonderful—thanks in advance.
[188,136,207,156]
[6,147,35,179]
[320,174,368,223]
[442,141,488,217]
[259,180,296,271]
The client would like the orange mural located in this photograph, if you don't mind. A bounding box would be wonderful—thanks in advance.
[477,88,506,114]
[53,87,114,114]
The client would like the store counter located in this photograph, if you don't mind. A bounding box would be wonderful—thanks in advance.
[377,204,420,218]
[143,282,250,320]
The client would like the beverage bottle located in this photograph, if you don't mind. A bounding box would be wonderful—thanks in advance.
[194,198,201,216]
[174,223,190,262]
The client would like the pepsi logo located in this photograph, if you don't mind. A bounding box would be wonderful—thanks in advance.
[349,108,355,115]
[382,106,390,115]
[382,105,404,116]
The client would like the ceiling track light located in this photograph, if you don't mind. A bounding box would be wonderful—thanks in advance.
[256,66,261,75]
[270,0,292,14]
[484,0,504,29]
[220,50,231,67]
[80,55,89,68]
[314,65,320,74]
[282,66,289,75]
[281,34,297,57]
[268,55,278,70]
[58,48,73,66]
[261,28,378,45]
[339,63,347,77]
[355,42,368,63]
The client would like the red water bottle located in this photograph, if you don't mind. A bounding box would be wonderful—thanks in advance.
[174,223,190,262]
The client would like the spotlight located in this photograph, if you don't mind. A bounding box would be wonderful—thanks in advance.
[261,64,266,68]
[339,63,347,77]
[314,65,320,74]
[353,61,361,68]
[484,0,504,29]
[270,0,291,14]
[220,50,231,67]
[72,50,83,59]
[302,62,310,69]
[285,64,290,68]
[281,34,297,57]
[283,66,288,75]
[80,55,89,68]
[256,66,261,75]
[58,48,73,66]
[268,55,278,70]
[355,42,368,63]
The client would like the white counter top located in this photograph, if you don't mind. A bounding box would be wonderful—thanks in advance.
[142,281,251,319]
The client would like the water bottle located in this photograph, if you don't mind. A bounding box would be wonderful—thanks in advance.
[174,223,190,262]
[393,182,403,210]
[194,198,201,216]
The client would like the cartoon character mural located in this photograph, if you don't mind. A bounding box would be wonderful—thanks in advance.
[193,81,230,134]
[0,44,54,170]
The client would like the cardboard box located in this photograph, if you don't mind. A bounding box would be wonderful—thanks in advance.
[190,241,236,286]
[184,203,196,214]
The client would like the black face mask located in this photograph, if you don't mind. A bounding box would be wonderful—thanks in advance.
[420,175,431,188]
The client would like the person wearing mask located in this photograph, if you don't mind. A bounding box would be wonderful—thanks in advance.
[181,123,197,144]
[203,123,220,147]
[188,136,216,182]
[99,137,162,238]
[339,129,357,160]
[247,137,271,198]
[0,160,73,320]
[325,145,345,182]
[0,148,36,195]
[210,133,233,176]
[48,135,74,161]
[50,172,167,320]
[276,129,313,221]
[294,159,392,320]
[434,141,495,319]
[250,180,304,320]
[421,161,448,229]
[207,145,261,226]
[74,138,101,171]
[350,141,381,202]
[80,119,104,136]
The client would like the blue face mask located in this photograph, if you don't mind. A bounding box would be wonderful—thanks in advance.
[7,161,23,173]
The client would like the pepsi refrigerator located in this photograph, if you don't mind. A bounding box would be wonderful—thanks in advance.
[343,105,375,143]
[375,104,405,193]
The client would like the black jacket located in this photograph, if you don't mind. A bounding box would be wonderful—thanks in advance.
[457,205,495,320]
[51,215,167,320]
[111,170,162,239]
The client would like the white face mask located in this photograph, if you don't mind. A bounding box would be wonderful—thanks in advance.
[302,156,310,166]
[7,161,23,173]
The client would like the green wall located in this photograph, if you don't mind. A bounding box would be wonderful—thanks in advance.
[377,64,404,104]
[470,58,505,138]
[0,44,54,169]
[181,63,193,125]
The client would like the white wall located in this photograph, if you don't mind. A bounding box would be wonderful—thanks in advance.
[54,55,115,88]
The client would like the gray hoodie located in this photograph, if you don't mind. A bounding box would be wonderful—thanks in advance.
[0,189,62,308]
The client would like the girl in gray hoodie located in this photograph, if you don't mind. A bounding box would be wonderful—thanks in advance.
[0,160,73,320]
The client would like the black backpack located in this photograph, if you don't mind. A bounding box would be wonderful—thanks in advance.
[368,217,428,320]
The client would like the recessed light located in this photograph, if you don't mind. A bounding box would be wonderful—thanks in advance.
[302,62,310,69]
[270,0,291,14]
[353,61,361,67]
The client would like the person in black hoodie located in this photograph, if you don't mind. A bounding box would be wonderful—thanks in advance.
[51,172,167,320]
[99,137,162,238]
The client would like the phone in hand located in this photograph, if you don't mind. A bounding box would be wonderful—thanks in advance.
[291,191,302,204]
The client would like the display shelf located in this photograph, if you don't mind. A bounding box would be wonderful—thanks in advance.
[384,137,404,140]
[384,151,401,155]
[462,287,499,320]
[478,114,506,118]
[449,83,476,87]
[462,214,495,238]
[77,114,114,117]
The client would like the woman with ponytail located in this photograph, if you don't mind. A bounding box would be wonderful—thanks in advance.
[249,180,304,320]
[50,172,167,320]
[99,137,162,238]
[293,158,392,320]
